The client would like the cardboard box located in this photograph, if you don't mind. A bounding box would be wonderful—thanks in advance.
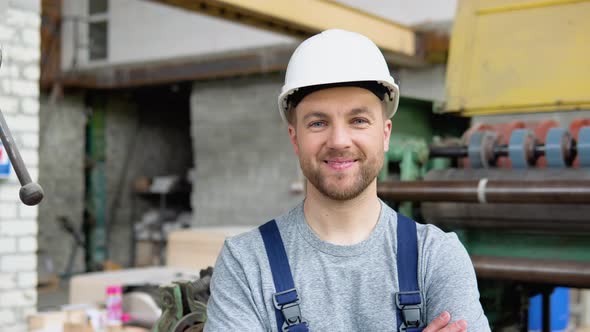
[166,226,253,269]
[134,240,159,267]
[28,309,87,331]
[69,267,200,305]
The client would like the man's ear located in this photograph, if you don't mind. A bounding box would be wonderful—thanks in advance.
[383,119,392,152]
[288,124,300,156]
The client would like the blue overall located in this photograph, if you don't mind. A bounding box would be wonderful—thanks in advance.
[259,213,425,332]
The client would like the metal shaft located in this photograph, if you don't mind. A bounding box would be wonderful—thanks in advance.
[0,48,44,205]
[429,143,576,159]
[472,255,590,288]
[377,180,590,204]
[0,112,32,185]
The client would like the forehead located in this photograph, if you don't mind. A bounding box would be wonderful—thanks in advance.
[295,87,382,115]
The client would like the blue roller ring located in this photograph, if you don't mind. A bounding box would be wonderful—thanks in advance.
[545,128,571,168]
[578,126,590,167]
[468,131,495,168]
[509,129,535,168]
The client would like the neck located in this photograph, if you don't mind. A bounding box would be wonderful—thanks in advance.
[303,180,382,245]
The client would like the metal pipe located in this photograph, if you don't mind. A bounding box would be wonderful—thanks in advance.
[429,143,576,159]
[377,180,590,204]
[0,48,44,205]
[471,255,590,288]
[428,146,467,158]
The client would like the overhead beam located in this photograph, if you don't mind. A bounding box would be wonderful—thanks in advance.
[56,46,295,89]
[152,0,423,65]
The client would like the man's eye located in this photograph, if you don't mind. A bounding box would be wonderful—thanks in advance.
[352,118,369,125]
[309,121,326,128]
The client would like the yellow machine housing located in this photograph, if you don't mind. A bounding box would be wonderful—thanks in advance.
[445,0,590,116]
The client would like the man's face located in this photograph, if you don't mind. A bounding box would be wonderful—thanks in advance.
[288,87,392,201]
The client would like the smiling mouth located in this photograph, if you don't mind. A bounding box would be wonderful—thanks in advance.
[324,159,358,170]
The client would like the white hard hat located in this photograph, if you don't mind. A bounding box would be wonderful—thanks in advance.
[278,29,400,123]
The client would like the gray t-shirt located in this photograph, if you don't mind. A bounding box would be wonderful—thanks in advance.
[205,201,490,331]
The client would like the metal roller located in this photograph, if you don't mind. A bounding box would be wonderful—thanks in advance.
[468,130,497,168]
[419,169,590,232]
[545,127,573,168]
[579,126,590,167]
[378,179,590,204]
[508,129,536,168]
[471,256,590,288]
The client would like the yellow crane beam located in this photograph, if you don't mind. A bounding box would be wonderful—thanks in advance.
[152,0,430,66]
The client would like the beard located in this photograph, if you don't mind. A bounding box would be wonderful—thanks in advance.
[300,149,383,201]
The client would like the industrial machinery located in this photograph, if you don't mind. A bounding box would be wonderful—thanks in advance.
[377,0,590,330]
[148,0,590,331]
[152,267,213,332]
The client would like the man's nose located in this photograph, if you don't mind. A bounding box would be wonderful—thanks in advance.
[326,124,352,149]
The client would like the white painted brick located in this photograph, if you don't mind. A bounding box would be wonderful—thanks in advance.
[18,205,38,220]
[5,172,20,186]
[21,28,39,47]
[0,254,36,272]
[4,45,40,63]
[21,306,36,320]
[0,95,19,114]
[26,167,38,182]
[19,133,38,149]
[0,238,16,254]
[17,271,36,288]
[0,309,15,325]
[18,149,38,167]
[5,322,27,332]
[0,203,17,218]
[0,289,36,307]
[0,184,20,201]
[22,65,39,81]
[9,0,41,13]
[0,220,37,236]
[17,236,36,253]
[11,79,38,98]
[21,98,39,114]
[0,273,17,290]
[1,79,13,95]
[7,8,41,28]
[0,64,21,79]
[3,114,39,132]
[0,25,16,41]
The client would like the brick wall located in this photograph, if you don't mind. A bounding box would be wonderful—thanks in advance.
[0,0,40,330]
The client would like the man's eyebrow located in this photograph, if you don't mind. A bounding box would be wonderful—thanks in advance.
[348,107,373,118]
[302,111,328,122]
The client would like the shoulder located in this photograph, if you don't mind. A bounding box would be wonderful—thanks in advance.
[381,202,469,270]
[416,222,462,252]
[222,203,302,261]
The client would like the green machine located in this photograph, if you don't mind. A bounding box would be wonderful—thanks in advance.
[377,101,590,331]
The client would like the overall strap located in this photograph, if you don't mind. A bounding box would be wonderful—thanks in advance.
[395,213,425,332]
[259,220,308,332]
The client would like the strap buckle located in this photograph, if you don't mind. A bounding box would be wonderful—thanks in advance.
[273,288,308,332]
[395,291,423,332]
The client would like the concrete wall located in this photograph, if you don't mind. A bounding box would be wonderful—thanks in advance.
[37,93,86,282]
[37,86,194,276]
[105,87,193,266]
[190,75,303,226]
[0,0,41,330]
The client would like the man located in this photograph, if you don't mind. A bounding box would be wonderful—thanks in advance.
[204,29,490,332]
